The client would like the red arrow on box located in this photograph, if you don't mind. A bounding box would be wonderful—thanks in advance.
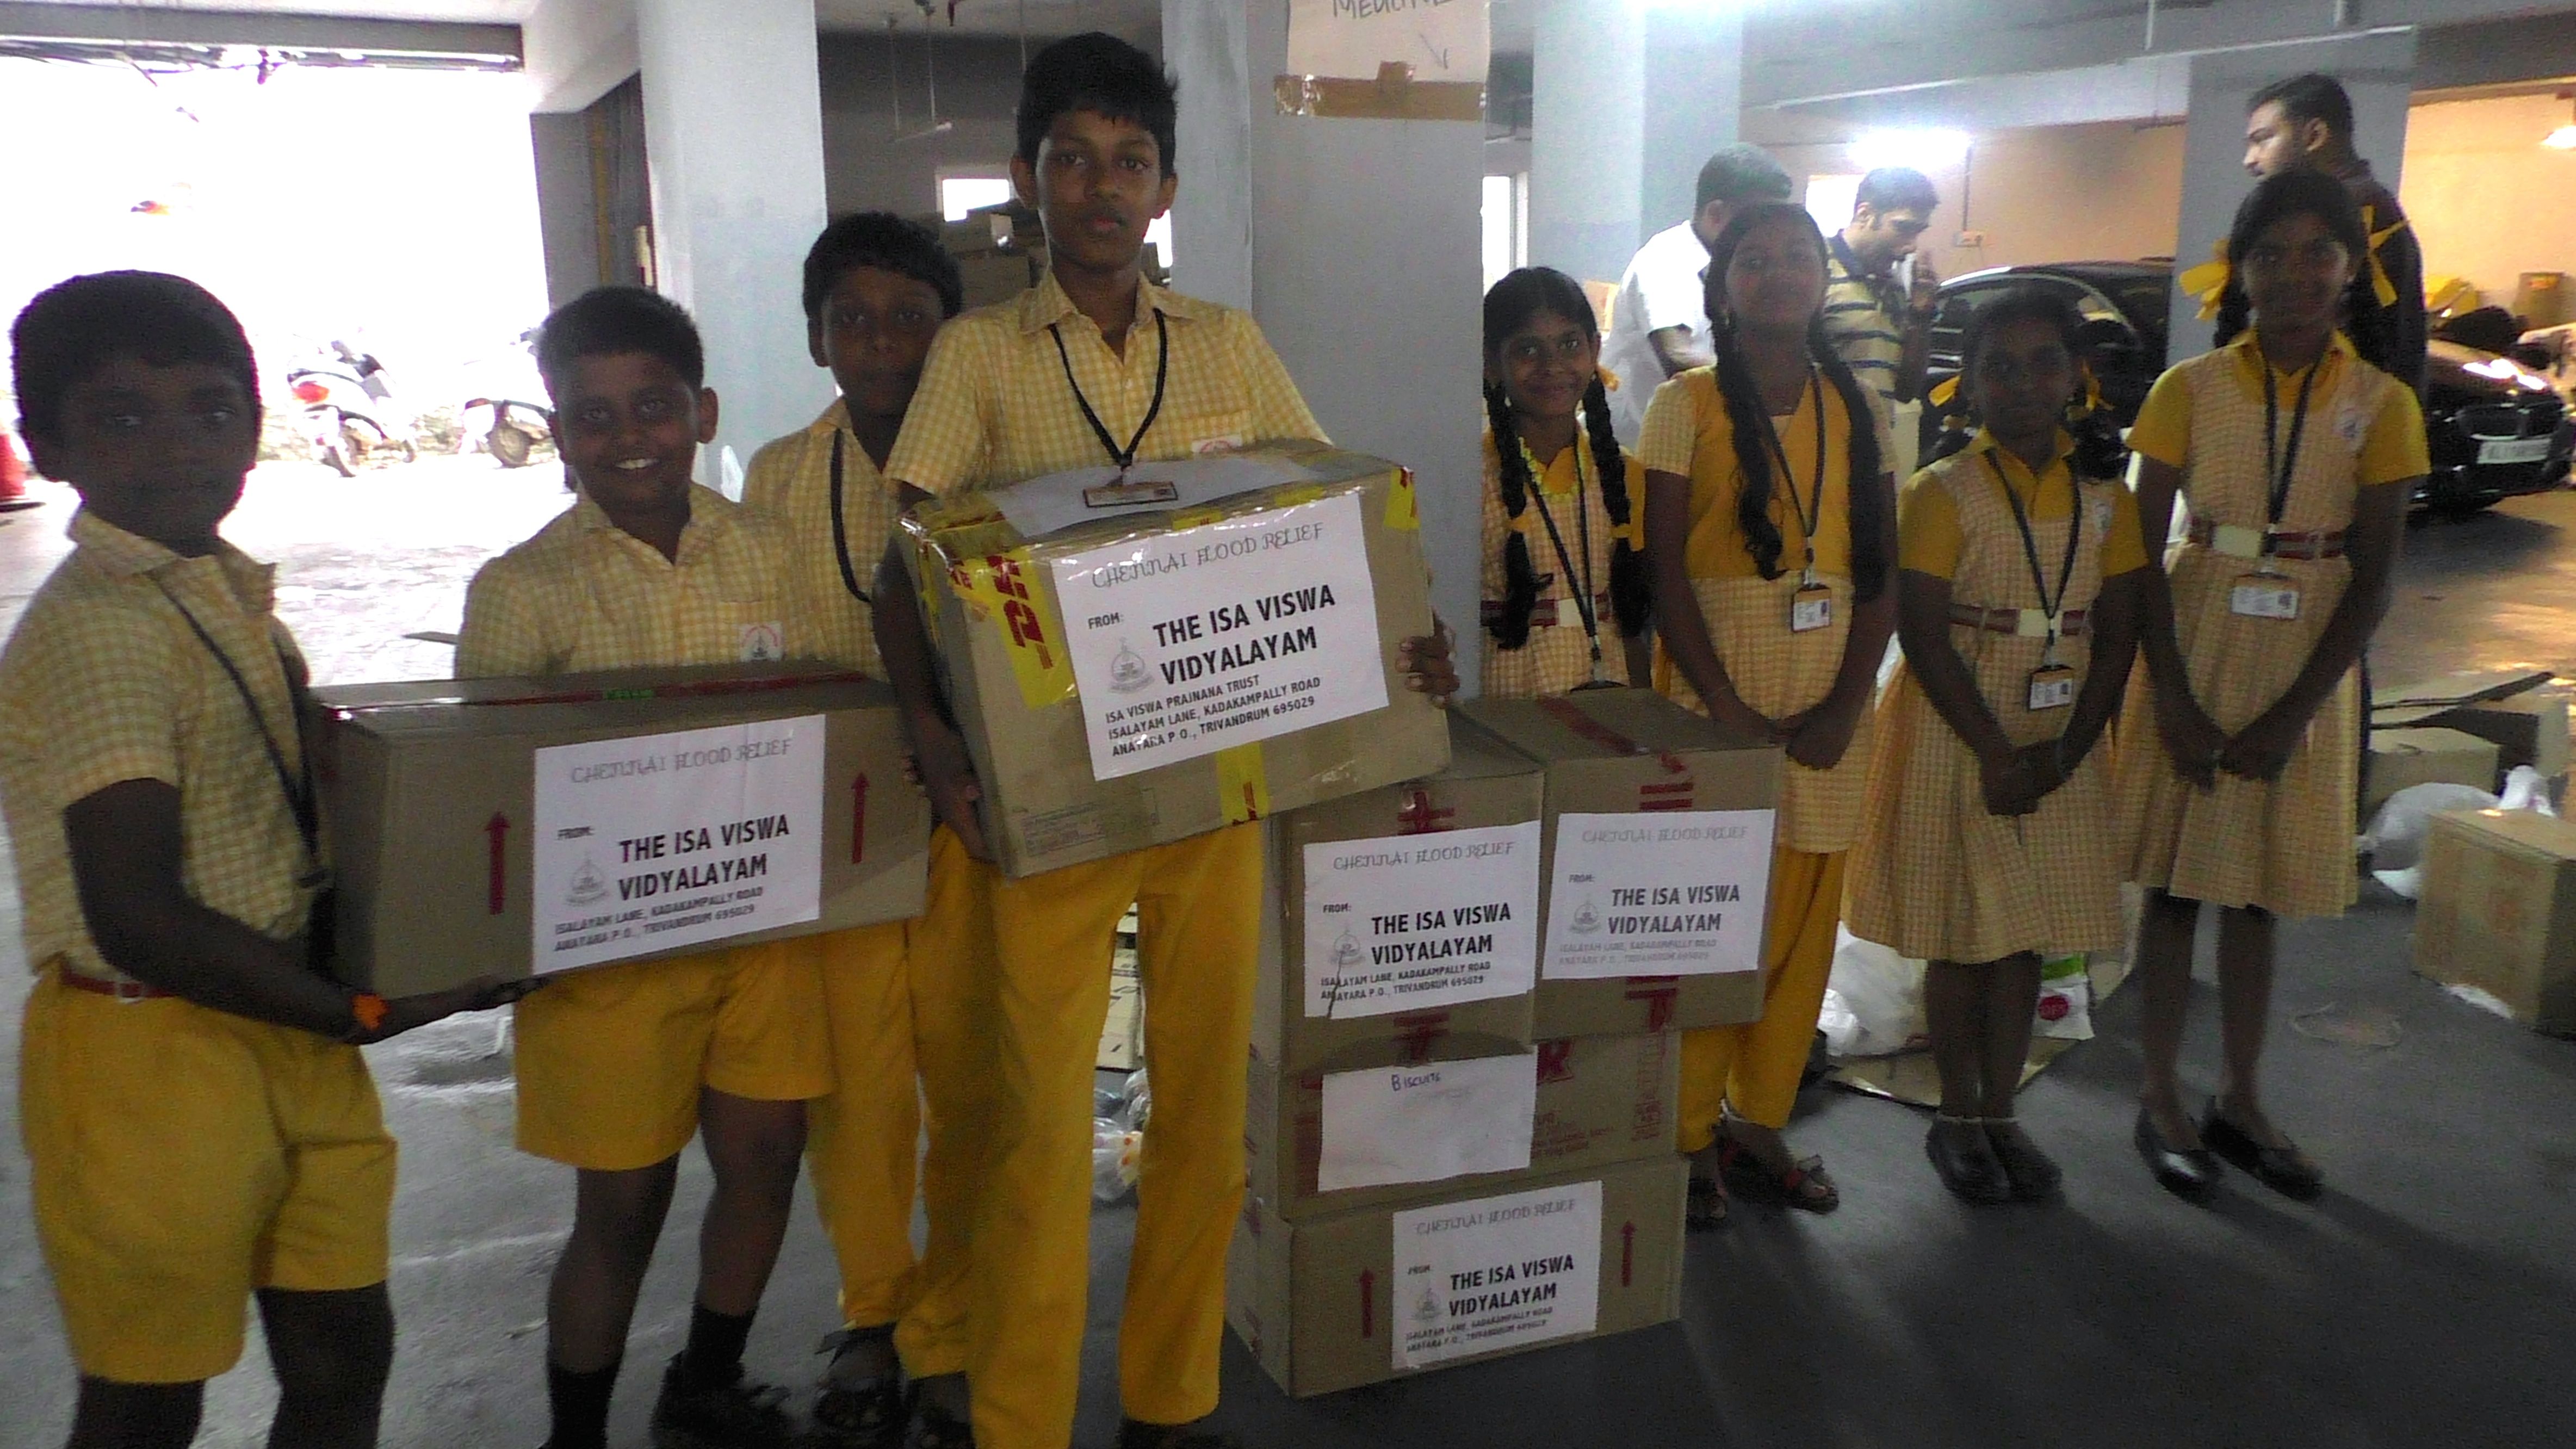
[1358,1268,1376,1338]
[852,774,869,864]
[484,813,509,914]
[1620,1221,1636,1286]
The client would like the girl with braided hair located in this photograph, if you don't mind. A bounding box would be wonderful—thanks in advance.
[1639,202,1899,1225]
[1479,267,1652,696]
[2115,169,2426,1204]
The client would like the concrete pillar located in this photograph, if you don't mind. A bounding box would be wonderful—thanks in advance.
[2166,30,2418,361]
[634,0,834,493]
[1527,0,1743,288]
[1167,1,1484,691]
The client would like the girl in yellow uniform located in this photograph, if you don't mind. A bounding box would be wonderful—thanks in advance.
[2117,170,2426,1203]
[1846,288,2147,1203]
[1479,266,1652,696]
[1639,201,1898,1225]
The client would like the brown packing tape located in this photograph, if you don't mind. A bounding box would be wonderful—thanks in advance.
[1273,62,1484,122]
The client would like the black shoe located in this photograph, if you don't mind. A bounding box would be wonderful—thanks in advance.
[651,1355,793,1449]
[1984,1118,2064,1202]
[802,1328,906,1449]
[2133,1107,2221,1203]
[2200,1099,2324,1200]
[1925,1117,2013,1204]
[912,1383,975,1449]
[1116,1417,1241,1449]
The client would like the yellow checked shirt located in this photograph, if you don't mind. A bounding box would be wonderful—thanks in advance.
[0,511,322,985]
[885,270,1323,495]
[1899,430,2150,581]
[456,486,800,678]
[2128,330,2428,487]
[744,400,890,675]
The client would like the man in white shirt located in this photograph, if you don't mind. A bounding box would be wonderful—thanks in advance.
[1599,144,1794,443]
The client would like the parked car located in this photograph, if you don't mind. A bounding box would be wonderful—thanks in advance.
[1923,261,2573,517]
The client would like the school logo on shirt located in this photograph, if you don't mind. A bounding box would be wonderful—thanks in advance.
[2091,497,2113,538]
[1193,433,1246,456]
[2334,404,2369,451]
[739,622,784,662]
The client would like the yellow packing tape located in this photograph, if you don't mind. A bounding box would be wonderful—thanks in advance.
[1385,467,1420,531]
[951,549,1078,709]
[1217,742,1270,823]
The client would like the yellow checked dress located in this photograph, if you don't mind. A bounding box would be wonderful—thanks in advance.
[2114,332,2426,917]
[1846,435,2146,962]
[1477,426,1640,698]
[1639,367,1885,1141]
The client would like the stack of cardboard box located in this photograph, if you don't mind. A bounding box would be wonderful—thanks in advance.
[2370,668,2571,815]
[1229,688,1780,1395]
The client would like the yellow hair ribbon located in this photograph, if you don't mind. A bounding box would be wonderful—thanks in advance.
[1597,364,1622,393]
[2178,237,2232,321]
[2361,205,2406,309]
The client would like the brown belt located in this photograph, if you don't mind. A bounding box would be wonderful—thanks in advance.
[54,965,176,1002]
[1948,603,2091,638]
[1480,592,1612,629]
[2187,518,2347,560]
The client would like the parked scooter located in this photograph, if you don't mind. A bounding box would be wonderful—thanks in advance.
[457,330,553,469]
[287,340,416,477]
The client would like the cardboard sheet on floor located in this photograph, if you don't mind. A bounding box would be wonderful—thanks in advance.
[1825,955,2133,1106]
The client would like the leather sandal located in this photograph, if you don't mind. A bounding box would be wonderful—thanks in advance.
[1718,1137,1841,1213]
[1686,1172,1730,1230]
[1983,1118,2064,1202]
[803,1326,906,1449]
[2200,1099,2323,1200]
[1925,1116,2012,1204]
[2134,1106,2221,1203]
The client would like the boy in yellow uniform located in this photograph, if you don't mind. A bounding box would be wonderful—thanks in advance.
[3,271,512,1449]
[743,212,991,1449]
[459,287,828,1449]
[872,34,1453,1449]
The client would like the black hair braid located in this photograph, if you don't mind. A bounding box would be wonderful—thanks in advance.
[1483,380,1542,651]
[1582,375,1652,639]
[1707,312,1789,582]
[1806,319,1891,605]
[2213,279,2253,350]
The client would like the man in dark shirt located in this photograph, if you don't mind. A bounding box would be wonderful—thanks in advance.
[2244,72,2426,395]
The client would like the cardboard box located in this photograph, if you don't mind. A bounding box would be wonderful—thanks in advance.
[311,662,930,996]
[1246,1030,1678,1219]
[905,443,1448,878]
[1456,689,1780,1039]
[2372,668,2556,721]
[1228,1154,1686,1397]
[1254,720,1543,1078]
[2414,808,2576,1034]
[1098,944,1144,1070]
[2423,688,2571,781]
[2364,727,2503,819]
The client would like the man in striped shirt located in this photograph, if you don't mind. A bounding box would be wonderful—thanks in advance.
[1824,166,1942,409]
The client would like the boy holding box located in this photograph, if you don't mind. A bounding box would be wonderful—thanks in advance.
[874,34,1454,1449]
[459,287,824,1449]
[743,213,990,1449]
[3,271,514,1449]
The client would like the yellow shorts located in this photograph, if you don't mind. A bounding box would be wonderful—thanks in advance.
[19,968,395,1385]
[513,938,834,1171]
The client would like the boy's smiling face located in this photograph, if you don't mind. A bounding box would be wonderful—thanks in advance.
[810,265,945,425]
[545,350,718,522]
[1013,108,1175,278]
[30,356,257,558]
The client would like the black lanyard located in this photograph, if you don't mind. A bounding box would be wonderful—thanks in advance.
[151,575,324,886]
[1049,307,1170,471]
[827,431,871,604]
[1755,373,1829,576]
[1984,451,2085,638]
[2261,355,2320,527]
[1518,439,1602,668]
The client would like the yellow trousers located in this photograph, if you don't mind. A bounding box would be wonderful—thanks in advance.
[969,824,1261,1449]
[806,826,998,1378]
[1680,847,1844,1148]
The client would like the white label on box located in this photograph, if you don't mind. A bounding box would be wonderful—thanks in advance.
[1303,820,1542,1019]
[987,454,1318,539]
[1541,809,1776,981]
[1050,491,1389,781]
[1390,1178,1600,1371]
[530,716,826,973]
[1287,0,1490,84]
[1317,1052,1536,1193]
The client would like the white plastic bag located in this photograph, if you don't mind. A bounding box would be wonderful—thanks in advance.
[2366,768,2556,900]
[2033,951,2092,1041]
[1824,928,1928,1058]
[1091,1120,1142,1202]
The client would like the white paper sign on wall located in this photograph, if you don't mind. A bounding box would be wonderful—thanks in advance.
[1302,820,1542,1019]
[1541,808,1776,981]
[1049,491,1386,782]
[1286,0,1491,84]
[1390,1177,1600,1370]
[1318,1051,1536,1192]
[530,716,826,973]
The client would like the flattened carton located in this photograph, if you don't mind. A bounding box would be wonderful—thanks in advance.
[903,442,1448,878]
[310,662,930,997]
[1254,718,1543,1079]
[1457,689,1781,1038]
[1227,1155,1686,1397]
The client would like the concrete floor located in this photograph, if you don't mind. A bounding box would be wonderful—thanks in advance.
[2,467,2573,1447]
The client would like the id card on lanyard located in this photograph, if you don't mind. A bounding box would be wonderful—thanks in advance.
[1759,374,1836,634]
[2230,356,2317,621]
[1985,452,2085,712]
